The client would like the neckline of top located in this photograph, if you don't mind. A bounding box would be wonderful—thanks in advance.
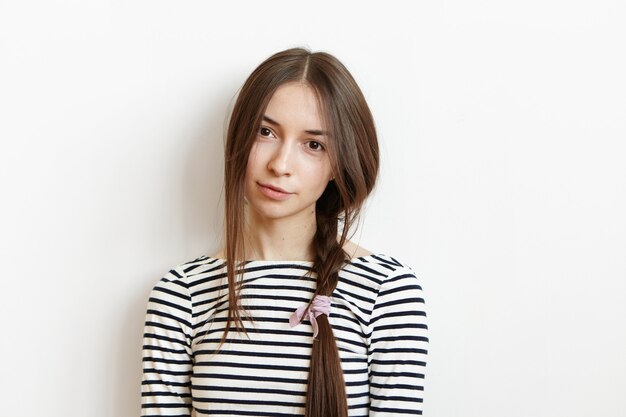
[204,254,385,265]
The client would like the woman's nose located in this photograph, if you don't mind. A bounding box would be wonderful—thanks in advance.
[267,142,293,176]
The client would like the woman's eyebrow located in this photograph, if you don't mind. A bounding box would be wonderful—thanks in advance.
[305,128,328,136]
[262,115,328,136]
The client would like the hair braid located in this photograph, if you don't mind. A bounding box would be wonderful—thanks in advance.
[303,183,350,417]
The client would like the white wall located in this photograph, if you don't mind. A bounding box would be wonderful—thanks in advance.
[1,1,624,416]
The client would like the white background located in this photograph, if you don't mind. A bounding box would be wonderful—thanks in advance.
[1,1,625,416]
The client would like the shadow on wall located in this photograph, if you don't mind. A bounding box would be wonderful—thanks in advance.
[115,281,154,417]
[112,88,235,415]
[182,96,229,253]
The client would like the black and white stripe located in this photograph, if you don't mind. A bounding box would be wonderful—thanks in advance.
[141,254,428,416]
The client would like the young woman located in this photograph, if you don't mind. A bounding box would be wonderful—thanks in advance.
[141,48,428,417]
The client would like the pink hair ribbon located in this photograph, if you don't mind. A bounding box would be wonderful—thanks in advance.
[289,295,331,338]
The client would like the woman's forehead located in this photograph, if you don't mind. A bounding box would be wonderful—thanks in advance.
[264,82,327,133]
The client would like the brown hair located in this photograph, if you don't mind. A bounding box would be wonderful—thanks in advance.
[223,47,379,417]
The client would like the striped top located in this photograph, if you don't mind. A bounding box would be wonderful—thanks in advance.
[141,254,428,416]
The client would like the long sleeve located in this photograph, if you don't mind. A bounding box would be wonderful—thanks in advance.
[141,267,194,417]
[367,265,428,416]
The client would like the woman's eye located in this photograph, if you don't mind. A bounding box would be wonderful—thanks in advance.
[259,127,274,137]
[306,141,325,151]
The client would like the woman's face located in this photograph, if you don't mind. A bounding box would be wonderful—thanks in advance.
[245,82,334,224]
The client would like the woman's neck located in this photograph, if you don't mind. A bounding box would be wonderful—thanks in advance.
[244,209,317,261]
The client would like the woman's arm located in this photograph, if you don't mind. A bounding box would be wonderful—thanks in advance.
[141,267,193,417]
[367,265,429,415]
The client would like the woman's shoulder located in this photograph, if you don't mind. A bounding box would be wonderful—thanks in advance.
[345,253,416,282]
[343,240,412,270]
[342,239,373,259]
[338,252,421,316]
[156,255,228,286]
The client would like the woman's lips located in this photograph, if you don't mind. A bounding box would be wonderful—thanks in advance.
[257,182,293,201]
